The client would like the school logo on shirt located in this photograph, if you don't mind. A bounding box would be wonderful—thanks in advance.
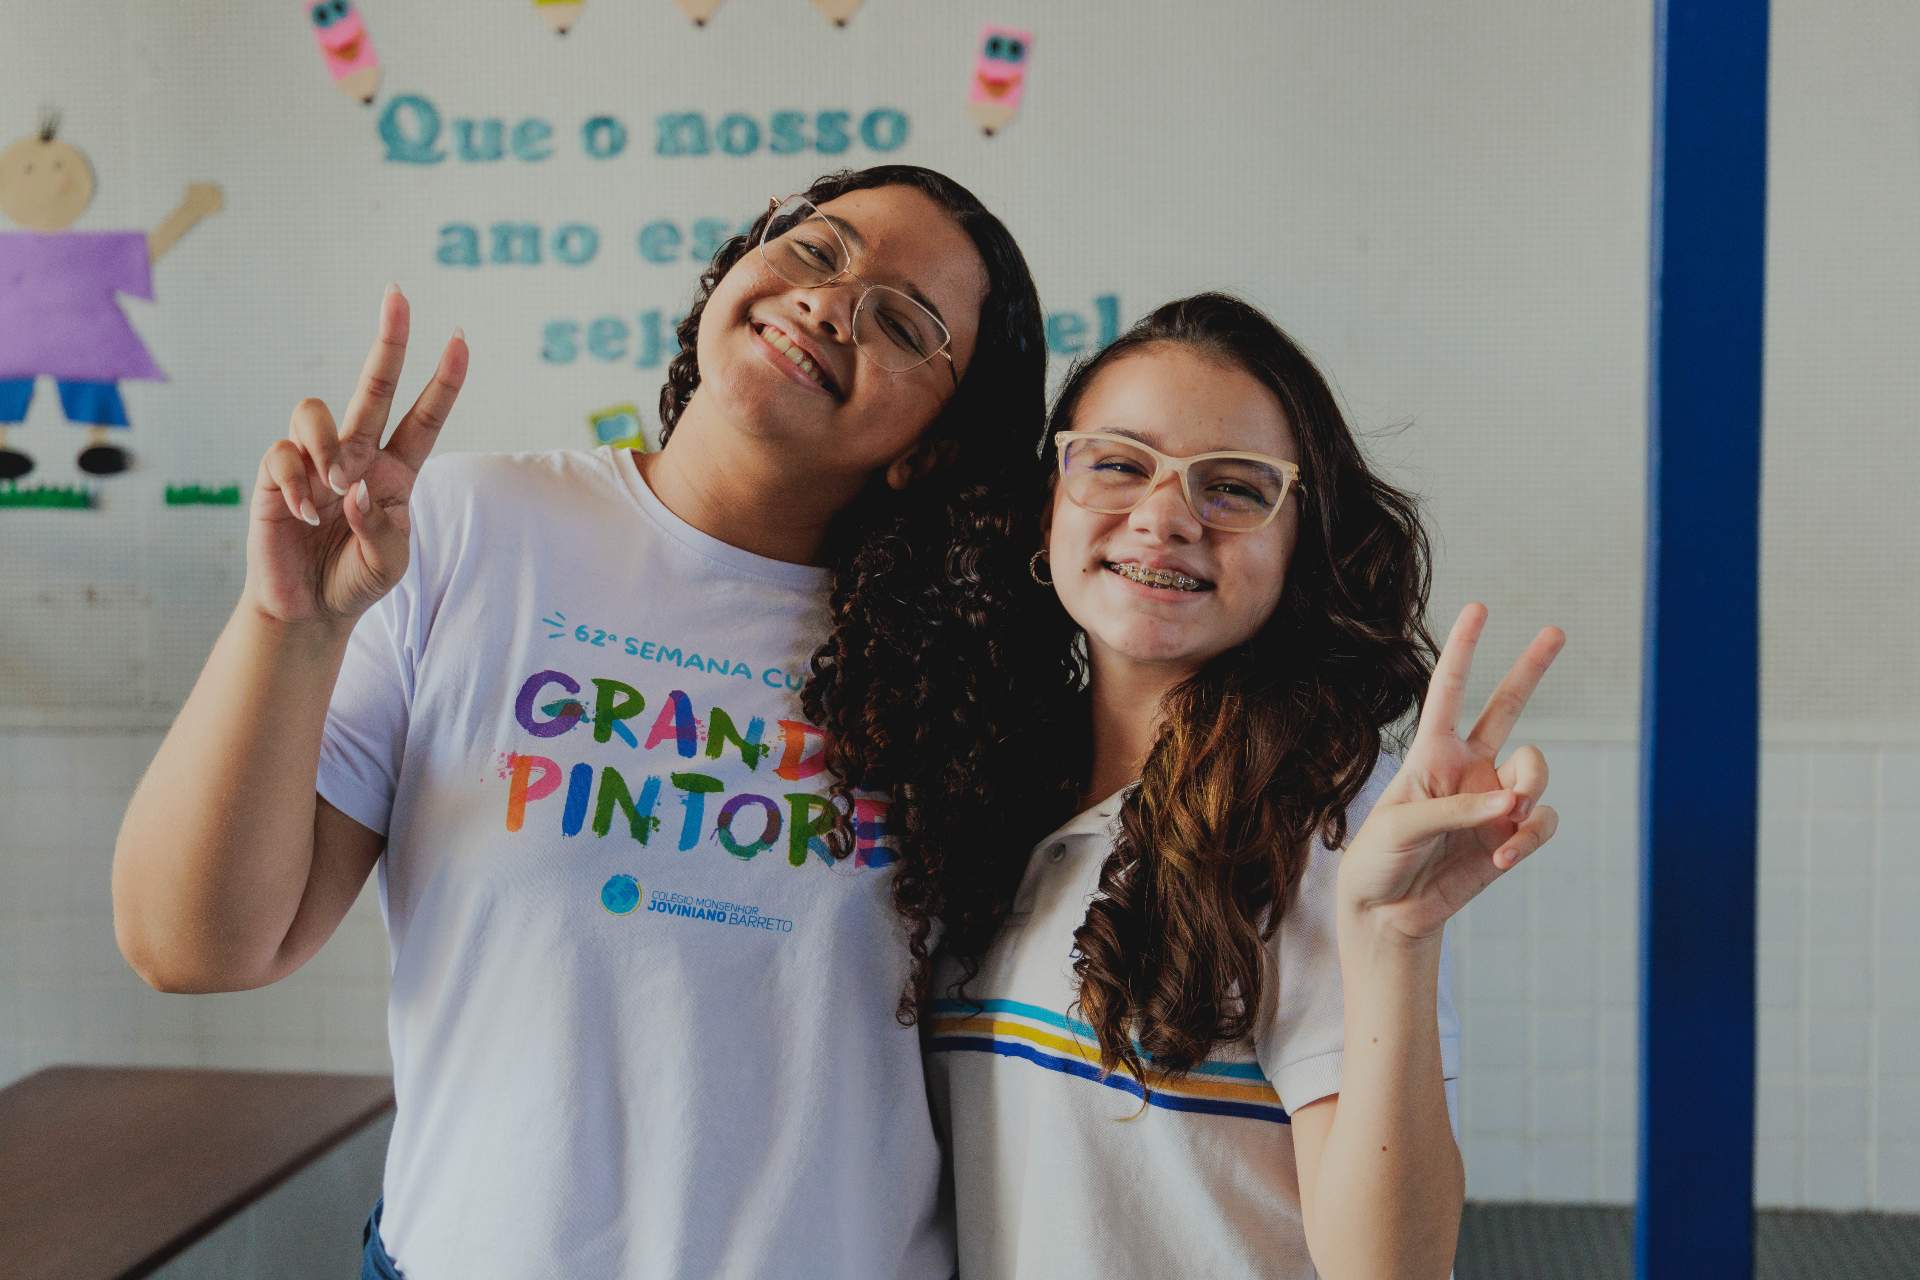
[600,872,794,934]
[600,873,642,914]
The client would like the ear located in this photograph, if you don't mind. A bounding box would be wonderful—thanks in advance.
[883,437,959,491]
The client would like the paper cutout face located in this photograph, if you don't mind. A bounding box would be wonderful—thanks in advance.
[0,132,95,230]
[970,26,1031,110]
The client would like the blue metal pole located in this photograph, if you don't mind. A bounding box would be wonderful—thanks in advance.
[1637,0,1768,1274]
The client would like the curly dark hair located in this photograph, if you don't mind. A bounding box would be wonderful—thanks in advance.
[1030,293,1442,1086]
[658,165,1084,1022]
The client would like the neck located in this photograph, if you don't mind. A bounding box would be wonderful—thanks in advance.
[639,391,865,565]
[1082,647,1194,811]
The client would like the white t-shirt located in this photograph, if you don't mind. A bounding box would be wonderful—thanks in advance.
[925,748,1460,1280]
[318,446,953,1279]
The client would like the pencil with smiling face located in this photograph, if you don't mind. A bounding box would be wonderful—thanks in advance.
[673,0,723,25]
[809,0,862,26]
[968,25,1031,136]
[306,0,381,104]
[534,0,583,34]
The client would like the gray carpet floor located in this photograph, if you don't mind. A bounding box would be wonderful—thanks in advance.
[1456,1204,1920,1279]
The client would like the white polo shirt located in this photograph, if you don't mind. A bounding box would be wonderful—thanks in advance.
[925,749,1460,1279]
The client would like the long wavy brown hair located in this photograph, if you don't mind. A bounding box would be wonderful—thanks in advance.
[657,165,1084,1022]
[1040,293,1441,1086]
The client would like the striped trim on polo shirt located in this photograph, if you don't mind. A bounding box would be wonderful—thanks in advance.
[926,997,1292,1125]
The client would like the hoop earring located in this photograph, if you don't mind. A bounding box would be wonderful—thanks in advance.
[1029,550,1053,586]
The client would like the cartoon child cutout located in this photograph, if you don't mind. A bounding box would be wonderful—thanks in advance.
[0,113,221,479]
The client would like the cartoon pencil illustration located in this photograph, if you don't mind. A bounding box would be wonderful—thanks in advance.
[810,0,863,27]
[968,26,1031,136]
[306,0,381,105]
[674,0,724,26]
[534,0,583,35]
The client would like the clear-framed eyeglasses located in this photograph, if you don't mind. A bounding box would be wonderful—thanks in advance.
[758,194,959,387]
[1053,430,1306,532]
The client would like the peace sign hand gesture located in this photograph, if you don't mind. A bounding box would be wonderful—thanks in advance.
[244,286,468,630]
[1335,603,1566,944]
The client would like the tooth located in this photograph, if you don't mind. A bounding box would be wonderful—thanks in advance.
[1111,562,1200,591]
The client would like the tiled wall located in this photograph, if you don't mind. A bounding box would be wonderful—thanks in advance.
[2,729,393,1086]
[4,727,1915,1210]
[1447,741,1920,1211]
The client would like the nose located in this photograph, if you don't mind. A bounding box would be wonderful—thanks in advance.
[1129,471,1201,542]
[793,288,854,344]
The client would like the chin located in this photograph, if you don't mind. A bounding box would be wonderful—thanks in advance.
[1090,622,1221,670]
[709,347,831,439]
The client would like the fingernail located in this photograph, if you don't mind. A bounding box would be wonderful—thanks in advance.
[328,464,349,496]
[1515,796,1534,821]
[300,498,320,526]
[355,479,371,512]
[385,281,400,297]
[453,326,465,342]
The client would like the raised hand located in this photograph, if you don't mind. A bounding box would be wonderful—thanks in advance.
[182,182,224,220]
[1335,603,1566,942]
[244,286,468,627]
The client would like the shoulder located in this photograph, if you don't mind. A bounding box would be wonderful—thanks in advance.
[414,447,614,502]
[1345,745,1402,837]
[410,447,623,528]
[1263,745,1405,1007]
[1285,745,1403,914]
[1316,743,1401,858]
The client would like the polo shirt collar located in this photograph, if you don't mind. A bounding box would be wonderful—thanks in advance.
[1044,784,1132,845]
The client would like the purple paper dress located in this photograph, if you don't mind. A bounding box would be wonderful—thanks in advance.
[0,230,165,427]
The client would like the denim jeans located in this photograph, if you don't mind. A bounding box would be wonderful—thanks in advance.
[360,1197,405,1279]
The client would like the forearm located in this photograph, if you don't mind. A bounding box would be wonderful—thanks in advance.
[146,205,197,263]
[112,601,353,990]
[1306,908,1464,1280]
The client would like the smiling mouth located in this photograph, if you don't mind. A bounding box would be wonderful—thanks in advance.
[752,320,841,398]
[331,36,362,60]
[1104,561,1213,592]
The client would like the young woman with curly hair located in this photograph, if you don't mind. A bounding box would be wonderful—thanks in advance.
[926,293,1566,1279]
[112,165,1076,1279]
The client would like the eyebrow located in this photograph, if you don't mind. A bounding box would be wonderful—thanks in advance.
[1095,426,1289,460]
[818,212,951,330]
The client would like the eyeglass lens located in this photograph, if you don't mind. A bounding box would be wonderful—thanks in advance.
[1061,435,1289,530]
[761,198,946,372]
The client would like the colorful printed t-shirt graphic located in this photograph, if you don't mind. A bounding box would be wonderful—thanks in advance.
[926,750,1461,1280]
[318,447,951,1279]
[0,232,164,382]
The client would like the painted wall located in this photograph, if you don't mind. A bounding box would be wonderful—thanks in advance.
[3,0,1914,1217]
